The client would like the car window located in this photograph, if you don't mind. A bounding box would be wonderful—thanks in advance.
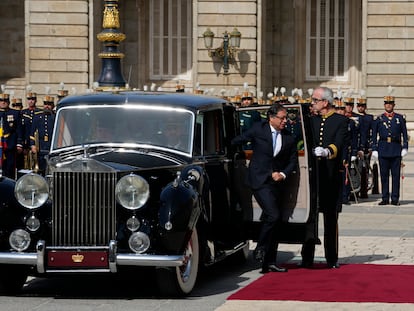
[197,109,225,156]
[52,105,194,154]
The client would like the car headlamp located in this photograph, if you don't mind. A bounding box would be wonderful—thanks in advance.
[15,173,49,209]
[9,229,31,252]
[116,174,149,210]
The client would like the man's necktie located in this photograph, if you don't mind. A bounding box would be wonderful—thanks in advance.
[272,131,278,156]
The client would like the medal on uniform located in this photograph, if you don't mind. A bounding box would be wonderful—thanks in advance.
[45,136,48,142]
[387,137,391,143]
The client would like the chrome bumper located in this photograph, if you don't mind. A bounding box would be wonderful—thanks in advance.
[0,240,185,273]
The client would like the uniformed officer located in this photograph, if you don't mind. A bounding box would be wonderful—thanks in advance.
[11,98,24,170]
[57,89,68,104]
[355,97,374,198]
[239,91,261,150]
[21,92,41,167]
[300,87,348,269]
[343,97,361,204]
[371,96,408,206]
[11,98,23,111]
[0,93,23,178]
[30,96,56,175]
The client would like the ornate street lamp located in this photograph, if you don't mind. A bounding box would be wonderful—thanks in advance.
[202,28,241,75]
[96,0,127,89]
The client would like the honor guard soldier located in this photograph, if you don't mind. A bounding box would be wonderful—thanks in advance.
[372,95,408,206]
[239,91,261,150]
[11,98,23,111]
[355,96,374,198]
[21,92,40,166]
[57,89,68,104]
[12,98,24,170]
[30,96,56,175]
[342,97,360,203]
[0,93,23,179]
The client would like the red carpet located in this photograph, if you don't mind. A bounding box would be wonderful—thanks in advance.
[228,264,414,303]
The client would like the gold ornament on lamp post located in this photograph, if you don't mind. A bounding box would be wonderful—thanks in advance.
[96,0,127,89]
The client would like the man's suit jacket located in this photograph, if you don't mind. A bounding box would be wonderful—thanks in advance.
[232,120,298,190]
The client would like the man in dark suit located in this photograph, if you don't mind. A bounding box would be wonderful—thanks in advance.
[301,86,349,269]
[232,103,298,273]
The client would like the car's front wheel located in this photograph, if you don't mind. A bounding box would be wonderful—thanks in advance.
[0,265,28,295]
[156,228,199,296]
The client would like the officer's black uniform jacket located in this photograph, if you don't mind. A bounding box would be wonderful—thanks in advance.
[311,110,348,212]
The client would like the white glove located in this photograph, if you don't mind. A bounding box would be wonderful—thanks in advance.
[351,156,357,162]
[401,148,408,158]
[314,146,330,158]
[371,151,378,162]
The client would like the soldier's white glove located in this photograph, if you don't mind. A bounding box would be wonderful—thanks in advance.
[401,148,408,158]
[371,151,379,162]
[351,156,357,162]
[314,146,330,158]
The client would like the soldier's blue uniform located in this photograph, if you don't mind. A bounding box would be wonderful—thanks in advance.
[342,116,359,203]
[21,107,41,149]
[356,103,374,198]
[30,107,55,174]
[0,98,23,179]
[372,98,408,205]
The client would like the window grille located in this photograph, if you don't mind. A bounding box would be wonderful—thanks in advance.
[149,0,192,80]
[306,0,348,81]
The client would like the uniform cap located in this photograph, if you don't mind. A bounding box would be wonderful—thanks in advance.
[241,91,253,99]
[44,95,55,104]
[175,85,185,92]
[0,93,10,101]
[11,98,23,107]
[343,97,354,105]
[334,98,345,109]
[357,98,367,105]
[27,92,37,99]
[383,95,395,103]
[57,89,68,97]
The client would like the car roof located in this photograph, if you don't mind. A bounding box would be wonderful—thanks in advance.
[57,91,228,112]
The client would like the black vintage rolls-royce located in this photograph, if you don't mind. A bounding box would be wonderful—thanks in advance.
[0,91,318,296]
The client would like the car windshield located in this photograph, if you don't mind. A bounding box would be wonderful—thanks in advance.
[52,105,194,154]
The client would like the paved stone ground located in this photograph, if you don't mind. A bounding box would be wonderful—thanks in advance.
[217,153,414,310]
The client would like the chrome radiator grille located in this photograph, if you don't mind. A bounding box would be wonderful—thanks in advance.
[52,171,117,246]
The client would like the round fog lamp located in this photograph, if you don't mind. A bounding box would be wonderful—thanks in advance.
[128,232,150,253]
[9,229,31,252]
[126,216,141,232]
[26,216,41,232]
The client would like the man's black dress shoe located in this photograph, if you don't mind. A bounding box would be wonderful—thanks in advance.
[391,201,400,206]
[253,248,265,263]
[378,200,389,205]
[328,262,340,269]
[261,264,288,273]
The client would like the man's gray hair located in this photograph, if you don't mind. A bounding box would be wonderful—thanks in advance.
[319,87,334,106]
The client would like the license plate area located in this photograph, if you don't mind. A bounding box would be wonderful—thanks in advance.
[47,250,109,269]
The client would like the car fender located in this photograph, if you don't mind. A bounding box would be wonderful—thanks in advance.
[0,177,25,240]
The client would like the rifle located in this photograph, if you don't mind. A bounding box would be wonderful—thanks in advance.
[28,129,39,173]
